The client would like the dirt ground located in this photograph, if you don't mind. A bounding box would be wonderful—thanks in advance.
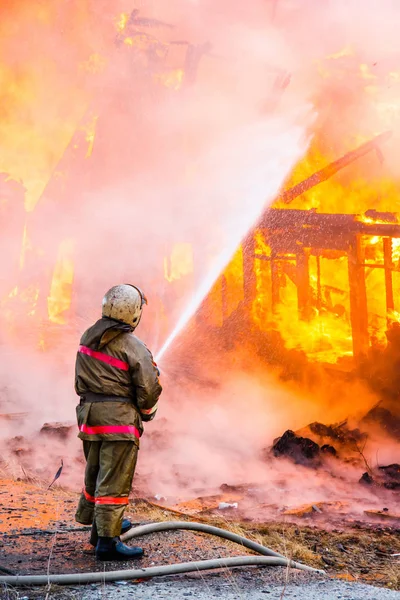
[0,479,399,599]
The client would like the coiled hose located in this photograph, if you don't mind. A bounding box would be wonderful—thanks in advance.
[0,520,325,586]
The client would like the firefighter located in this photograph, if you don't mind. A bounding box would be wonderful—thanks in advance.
[74,284,162,561]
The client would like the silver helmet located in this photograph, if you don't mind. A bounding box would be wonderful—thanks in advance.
[102,284,148,329]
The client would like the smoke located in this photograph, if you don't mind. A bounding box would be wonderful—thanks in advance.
[1,0,400,511]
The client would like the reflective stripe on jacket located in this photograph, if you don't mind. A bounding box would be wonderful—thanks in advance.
[75,317,162,443]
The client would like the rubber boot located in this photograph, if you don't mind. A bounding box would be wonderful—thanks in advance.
[121,519,133,535]
[95,536,144,561]
[90,519,133,547]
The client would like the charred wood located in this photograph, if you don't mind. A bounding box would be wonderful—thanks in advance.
[271,429,321,464]
[277,131,392,205]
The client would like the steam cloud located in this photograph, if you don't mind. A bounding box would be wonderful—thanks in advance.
[0,0,399,509]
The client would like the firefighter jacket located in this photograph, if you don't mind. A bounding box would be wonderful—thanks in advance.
[75,317,162,445]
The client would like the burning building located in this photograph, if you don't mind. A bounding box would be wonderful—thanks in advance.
[1,8,400,576]
[1,1,400,439]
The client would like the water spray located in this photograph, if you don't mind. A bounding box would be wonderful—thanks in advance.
[155,119,310,364]
[155,124,391,364]
[155,241,246,363]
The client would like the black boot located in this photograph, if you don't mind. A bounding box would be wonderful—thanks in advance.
[121,519,133,535]
[95,537,144,561]
[90,519,133,547]
[89,521,98,547]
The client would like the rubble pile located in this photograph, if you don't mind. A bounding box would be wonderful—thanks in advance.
[270,419,400,494]
[271,430,321,464]
[360,464,400,491]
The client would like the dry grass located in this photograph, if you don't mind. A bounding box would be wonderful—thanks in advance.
[221,520,321,567]
[129,500,400,589]
[130,500,322,569]
[0,461,76,497]
[0,584,81,600]
[130,498,183,522]
[384,562,400,591]
[259,528,320,567]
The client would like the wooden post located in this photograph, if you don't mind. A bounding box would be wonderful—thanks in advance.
[316,253,322,310]
[270,251,280,313]
[242,232,257,311]
[348,235,369,360]
[383,237,394,320]
[296,248,311,319]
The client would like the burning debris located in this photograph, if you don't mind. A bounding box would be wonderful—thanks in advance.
[306,421,366,446]
[268,409,400,498]
[361,403,400,440]
[270,417,372,466]
[360,464,400,490]
[271,430,321,464]
[39,421,74,441]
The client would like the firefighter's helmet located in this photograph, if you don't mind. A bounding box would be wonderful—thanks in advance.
[102,284,148,329]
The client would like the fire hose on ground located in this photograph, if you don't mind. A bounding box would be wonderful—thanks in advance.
[0,520,325,586]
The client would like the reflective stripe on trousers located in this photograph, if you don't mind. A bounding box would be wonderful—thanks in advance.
[79,423,141,438]
[83,489,129,505]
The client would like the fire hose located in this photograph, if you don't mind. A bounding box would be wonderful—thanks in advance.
[0,520,325,586]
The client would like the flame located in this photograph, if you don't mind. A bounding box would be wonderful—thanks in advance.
[2,2,400,375]
[123,35,153,49]
[326,45,354,60]
[215,51,400,364]
[116,13,129,32]
[276,254,353,363]
[222,246,244,319]
[252,230,272,329]
[47,239,75,325]
[0,39,87,212]
[0,283,40,330]
[164,244,194,283]
[80,53,107,75]
[83,114,98,159]
[392,239,400,263]
[154,69,184,91]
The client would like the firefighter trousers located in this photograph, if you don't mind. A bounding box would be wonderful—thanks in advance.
[75,440,138,538]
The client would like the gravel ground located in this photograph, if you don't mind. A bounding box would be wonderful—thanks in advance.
[16,572,399,600]
[1,480,399,599]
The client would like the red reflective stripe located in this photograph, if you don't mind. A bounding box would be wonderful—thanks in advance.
[95,496,129,505]
[79,424,141,438]
[78,345,129,371]
[141,403,158,415]
[83,489,95,503]
[82,488,129,505]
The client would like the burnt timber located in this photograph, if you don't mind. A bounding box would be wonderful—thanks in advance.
[277,131,391,205]
[259,208,400,248]
[242,209,400,361]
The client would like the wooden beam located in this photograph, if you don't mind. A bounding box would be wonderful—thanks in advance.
[277,131,391,205]
[270,251,280,312]
[383,237,394,318]
[259,209,400,239]
[316,253,322,310]
[348,236,369,360]
[296,248,311,319]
